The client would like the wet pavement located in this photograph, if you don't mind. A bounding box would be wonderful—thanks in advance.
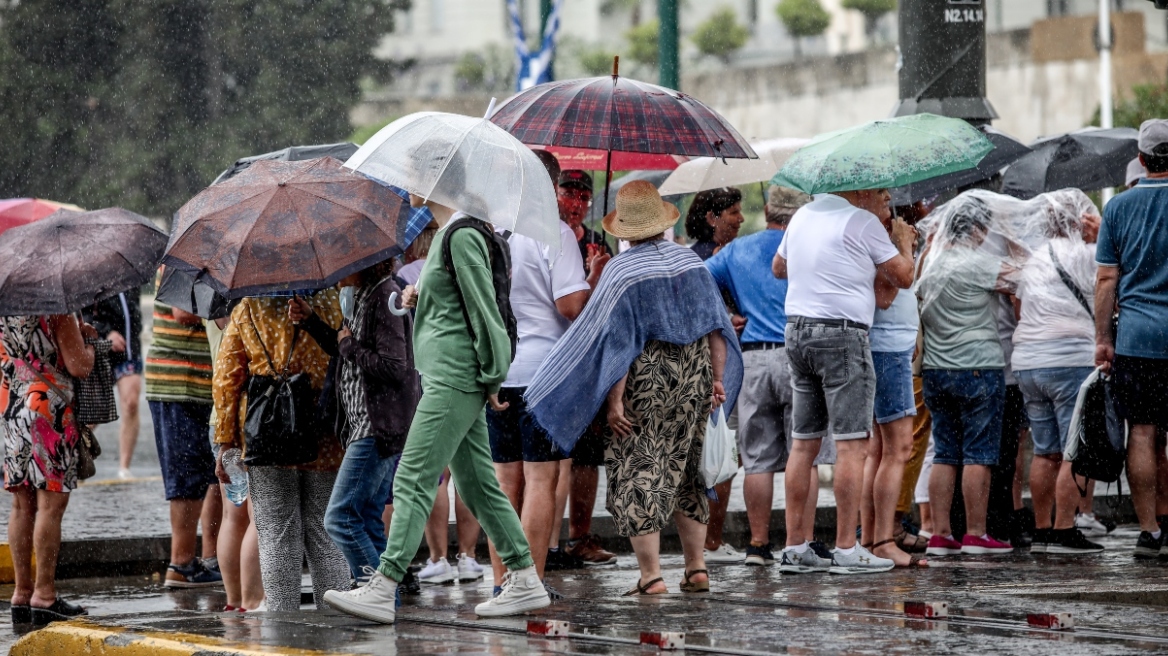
[6,527,1168,654]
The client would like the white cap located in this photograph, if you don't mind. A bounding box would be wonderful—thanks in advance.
[1126,157,1148,187]
[1138,119,1168,156]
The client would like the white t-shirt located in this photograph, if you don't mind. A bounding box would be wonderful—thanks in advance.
[776,194,900,325]
[503,221,591,388]
[1012,239,1097,371]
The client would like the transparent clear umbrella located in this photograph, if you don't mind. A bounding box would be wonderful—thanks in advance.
[658,138,810,196]
[345,111,560,249]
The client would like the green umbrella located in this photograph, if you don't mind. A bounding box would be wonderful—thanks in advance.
[772,113,993,195]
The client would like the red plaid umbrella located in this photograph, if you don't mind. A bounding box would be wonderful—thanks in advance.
[490,57,756,215]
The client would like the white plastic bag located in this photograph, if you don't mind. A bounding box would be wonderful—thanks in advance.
[702,408,739,490]
[1063,367,1100,462]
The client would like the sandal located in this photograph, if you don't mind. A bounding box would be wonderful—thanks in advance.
[623,577,666,596]
[894,528,928,553]
[680,569,709,593]
[872,539,929,568]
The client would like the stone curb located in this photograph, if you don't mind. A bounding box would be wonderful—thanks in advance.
[9,620,342,656]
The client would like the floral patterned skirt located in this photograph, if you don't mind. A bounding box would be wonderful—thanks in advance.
[3,385,81,493]
[603,338,712,538]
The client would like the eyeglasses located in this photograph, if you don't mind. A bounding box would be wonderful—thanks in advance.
[558,189,593,207]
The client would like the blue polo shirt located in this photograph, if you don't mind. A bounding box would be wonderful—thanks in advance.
[706,228,788,344]
[1096,177,1168,359]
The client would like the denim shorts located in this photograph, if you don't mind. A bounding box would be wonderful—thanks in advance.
[872,348,917,425]
[785,319,875,441]
[486,387,567,463]
[1015,367,1093,456]
[921,369,1005,466]
[114,358,143,380]
[149,401,217,500]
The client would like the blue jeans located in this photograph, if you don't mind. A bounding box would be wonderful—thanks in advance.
[922,369,1005,466]
[324,437,399,578]
[872,348,917,425]
[1015,367,1094,456]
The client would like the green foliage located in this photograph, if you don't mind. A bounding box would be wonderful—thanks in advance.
[579,48,619,76]
[775,0,831,39]
[625,19,660,68]
[840,0,896,18]
[691,7,750,62]
[600,0,642,16]
[454,52,486,90]
[0,0,408,218]
[349,117,397,146]
[1096,83,1168,129]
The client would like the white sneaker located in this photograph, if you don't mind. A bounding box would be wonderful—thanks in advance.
[457,553,484,582]
[417,557,455,584]
[323,572,397,624]
[828,544,895,575]
[117,468,132,480]
[704,543,744,564]
[474,566,550,617]
[1075,513,1108,538]
[245,600,267,613]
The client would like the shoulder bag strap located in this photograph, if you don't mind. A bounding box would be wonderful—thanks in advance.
[249,320,278,376]
[1048,243,1093,319]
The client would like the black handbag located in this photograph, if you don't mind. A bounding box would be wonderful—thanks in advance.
[242,324,319,467]
[73,337,118,425]
[1070,372,1127,487]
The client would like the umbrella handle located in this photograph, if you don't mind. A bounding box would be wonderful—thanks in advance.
[387,292,410,316]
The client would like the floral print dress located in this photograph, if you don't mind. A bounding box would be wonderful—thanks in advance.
[0,316,81,492]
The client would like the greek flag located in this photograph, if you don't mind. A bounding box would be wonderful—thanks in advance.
[507,0,564,90]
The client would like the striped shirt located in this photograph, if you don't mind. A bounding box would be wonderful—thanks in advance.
[145,299,213,403]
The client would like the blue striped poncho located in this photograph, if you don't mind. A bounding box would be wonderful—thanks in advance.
[525,240,744,454]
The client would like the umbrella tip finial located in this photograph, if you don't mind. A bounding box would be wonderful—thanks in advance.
[484,97,498,119]
[612,56,620,77]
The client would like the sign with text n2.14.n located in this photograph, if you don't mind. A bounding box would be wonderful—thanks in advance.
[945,0,984,24]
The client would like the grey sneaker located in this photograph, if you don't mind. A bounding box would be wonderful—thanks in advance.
[778,545,832,574]
[828,544,894,575]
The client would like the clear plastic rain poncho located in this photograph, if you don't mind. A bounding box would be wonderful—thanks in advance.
[915,188,1100,319]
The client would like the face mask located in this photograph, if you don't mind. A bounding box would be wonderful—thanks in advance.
[339,287,356,321]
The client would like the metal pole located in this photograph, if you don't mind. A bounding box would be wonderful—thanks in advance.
[658,0,680,90]
[541,0,554,80]
[1100,0,1115,205]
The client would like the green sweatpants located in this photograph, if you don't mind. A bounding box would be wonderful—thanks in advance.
[378,379,533,581]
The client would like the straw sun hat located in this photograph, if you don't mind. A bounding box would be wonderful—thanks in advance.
[602,180,680,241]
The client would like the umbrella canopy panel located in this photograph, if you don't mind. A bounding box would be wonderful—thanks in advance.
[212,142,360,185]
[537,146,686,171]
[166,157,410,298]
[1000,127,1138,199]
[891,126,1032,206]
[659,138,809,196]
[0,198,85,235]
[490,75,757,159]
[0,208,167,316]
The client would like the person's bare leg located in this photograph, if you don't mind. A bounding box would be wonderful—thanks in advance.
[29,490,70,607]
[870,416,915,565]
[1030,454,1060,530]
[549,460,570,549]
[860,423,882,547]
[202,484,222,560]
[801,467,820,540]
[488,462,524,587]
[521,461,560,578]
[704,476,733,551]
[744,472,775,545]
[1128,424,1160,532]
[919,502,933,535]
[425,475,451,563]
[928,464,958,538]
[627,532,666,593]
[382,505,393,538]
[8,488,36,607]
[962,464,993,537]
[1053,461,1081,530]
[217,492,249,607]
[241,502,264,610]
[116,374,142,471]
[568,464,599,540]
[453,489,481,558]
[784,439,820,546]
[675,512,709,586]
[170,498,204,566]
[833,439,868,549]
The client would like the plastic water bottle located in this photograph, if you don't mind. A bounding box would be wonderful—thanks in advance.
[221,448,248,506]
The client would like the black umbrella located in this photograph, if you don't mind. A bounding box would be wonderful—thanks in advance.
[1001,127,1138,199]
[212,142,359,185]
[0,208,167,316]
[891,126,1032,206]
[166,142,362,318]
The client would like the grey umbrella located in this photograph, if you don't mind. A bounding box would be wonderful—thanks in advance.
[1001,127,1138,199]
[0,208,167,316]
[212,142,359,185]
[891,126,1032,206]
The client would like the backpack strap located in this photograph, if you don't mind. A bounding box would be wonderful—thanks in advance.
[441,217,487,346]
[1048,243,1093,319]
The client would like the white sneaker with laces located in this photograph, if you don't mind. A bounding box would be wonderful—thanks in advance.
[828,544,895,575]
[323,572,397,624]
[1075,513,1108,538]
[418,557,455,584]
[704,543,744,564]
[457,553,485,582]
[474,566,550,617]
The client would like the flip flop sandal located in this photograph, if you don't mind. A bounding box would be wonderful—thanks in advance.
[872,539,929,568]
[623,576,666,596]
[680,569,710,593]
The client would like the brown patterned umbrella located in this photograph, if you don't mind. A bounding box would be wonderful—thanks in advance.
[164,157,409,298]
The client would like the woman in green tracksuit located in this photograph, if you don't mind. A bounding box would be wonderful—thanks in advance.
[324,197,549,624]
